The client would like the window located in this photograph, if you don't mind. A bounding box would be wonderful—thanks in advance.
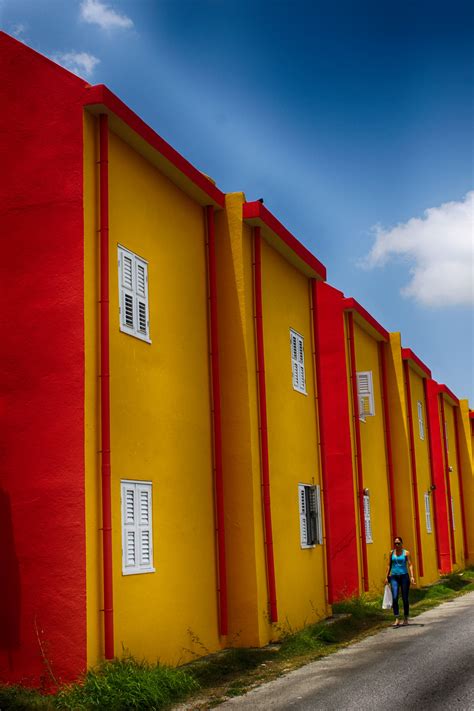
[357,371,375,421]
[121,480,154,575]
[118,246,151,342]
[363,491,373,543]
[298,484,323,548]
[424,493,432,533]
[417,401,425,440]
[290,329,306,394]
[451,497,455,531]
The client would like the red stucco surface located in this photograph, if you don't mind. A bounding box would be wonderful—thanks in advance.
[425,379,452,574]
[0,32,87,685]
[313,281,359,602]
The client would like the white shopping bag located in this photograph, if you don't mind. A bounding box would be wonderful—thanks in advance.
[382,584,393,609]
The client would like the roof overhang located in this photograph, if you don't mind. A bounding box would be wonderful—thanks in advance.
[242,201,326,280]
[438,384,459,407]
[343,298,388,341]
[401,348,432,379]
[83,84,225,209]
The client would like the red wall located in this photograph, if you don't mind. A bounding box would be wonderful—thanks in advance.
[425,380,452,574]
[312,281,359,601]
[0,32,87,685]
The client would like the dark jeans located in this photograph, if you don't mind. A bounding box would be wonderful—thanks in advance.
[390,573,410,618]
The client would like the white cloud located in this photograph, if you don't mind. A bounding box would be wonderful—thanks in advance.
[80,0,133,29]
[53,51,100,78]
[10,22,27,40]
[361,191,474,307]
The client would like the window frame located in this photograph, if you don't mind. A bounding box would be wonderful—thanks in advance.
[290,329,307,395]
[417,401,425,440]
[363,491,373,543]
[298,483,323,548]
[118,245,151,344]
[356,371,375,422]
[424,492,432,533]
[121,479,155,576]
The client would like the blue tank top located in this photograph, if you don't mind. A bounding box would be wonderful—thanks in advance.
[390,550,408,575]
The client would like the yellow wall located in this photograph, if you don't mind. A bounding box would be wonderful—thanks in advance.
[350,322,392,591]
[442,401,466,569]
[385,335,419,579]
[261,238,328,628]
[215,193,270,647]
[84,115,223,666]
[407,369,438,584]
[459,401,474,564]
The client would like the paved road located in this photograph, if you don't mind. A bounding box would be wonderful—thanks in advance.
[220,592,474,710]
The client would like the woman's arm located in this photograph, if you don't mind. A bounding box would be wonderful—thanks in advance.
[406,551,415,584]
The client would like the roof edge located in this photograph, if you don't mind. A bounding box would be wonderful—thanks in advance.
[84,84,225,209]
[438,384,460,407]
[242,201,326,280]
[343,298,389,342]
[401,348,432,379]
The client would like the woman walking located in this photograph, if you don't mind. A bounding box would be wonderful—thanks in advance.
[384,536,415,627]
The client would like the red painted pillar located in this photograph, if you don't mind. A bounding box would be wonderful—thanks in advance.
[312,281,359,602]
[425,380,452,573]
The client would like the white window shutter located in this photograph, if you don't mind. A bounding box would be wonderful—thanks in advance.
[118,246,150,342]
[299,484,308,547]
[357,371,375,419]
[290,329,306,394]
[424,493,432,533]
[417,401,425,440]
[121,481,154,575]
[363,493,373,543]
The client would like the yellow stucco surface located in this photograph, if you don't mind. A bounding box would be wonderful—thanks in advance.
[407,368,438,584]
[84,116,223,666]
[261,238,328,627]
[214,193,269,647]
[350,322,392,591]
[442,401,465,570]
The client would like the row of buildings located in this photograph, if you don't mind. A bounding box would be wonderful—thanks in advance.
[1,31,473,687]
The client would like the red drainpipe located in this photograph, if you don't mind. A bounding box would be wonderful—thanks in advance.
[205,205,228,635]
[310,280,333,604]
[346,313,369,592]
[379,342,397,538]
[99,114,114,659]
[439,395,456,564]
[253,228,278,622]
[453,408,469,561]
[403,360,424,577]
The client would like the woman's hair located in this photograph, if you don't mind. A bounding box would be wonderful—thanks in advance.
[394,536,403,543]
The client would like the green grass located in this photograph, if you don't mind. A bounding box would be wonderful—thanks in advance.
[1,569,473,709]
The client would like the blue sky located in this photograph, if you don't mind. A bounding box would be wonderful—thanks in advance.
[2,0,473,402]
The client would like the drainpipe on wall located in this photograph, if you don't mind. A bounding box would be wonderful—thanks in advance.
[205,205,228,636]
[379,342,397,538]
[346,312,369,592]
[99,113,114,659]
[439,395,457,565]
[253,227,278,623]
[403,360,424,578]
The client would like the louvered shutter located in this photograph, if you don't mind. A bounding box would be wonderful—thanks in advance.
[314,485,323,544]
[118,246,150,342]
[122,483,138,570]
[424,493,432,533]
[363,493,373,543]
[121,481,154,574]
[357,371,375,418]
[299,484,309,547]
[308,487,317,545]
[417,401,425,440]
[290,329,306,394]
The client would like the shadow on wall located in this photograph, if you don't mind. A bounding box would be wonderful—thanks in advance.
[0,488,21,664]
